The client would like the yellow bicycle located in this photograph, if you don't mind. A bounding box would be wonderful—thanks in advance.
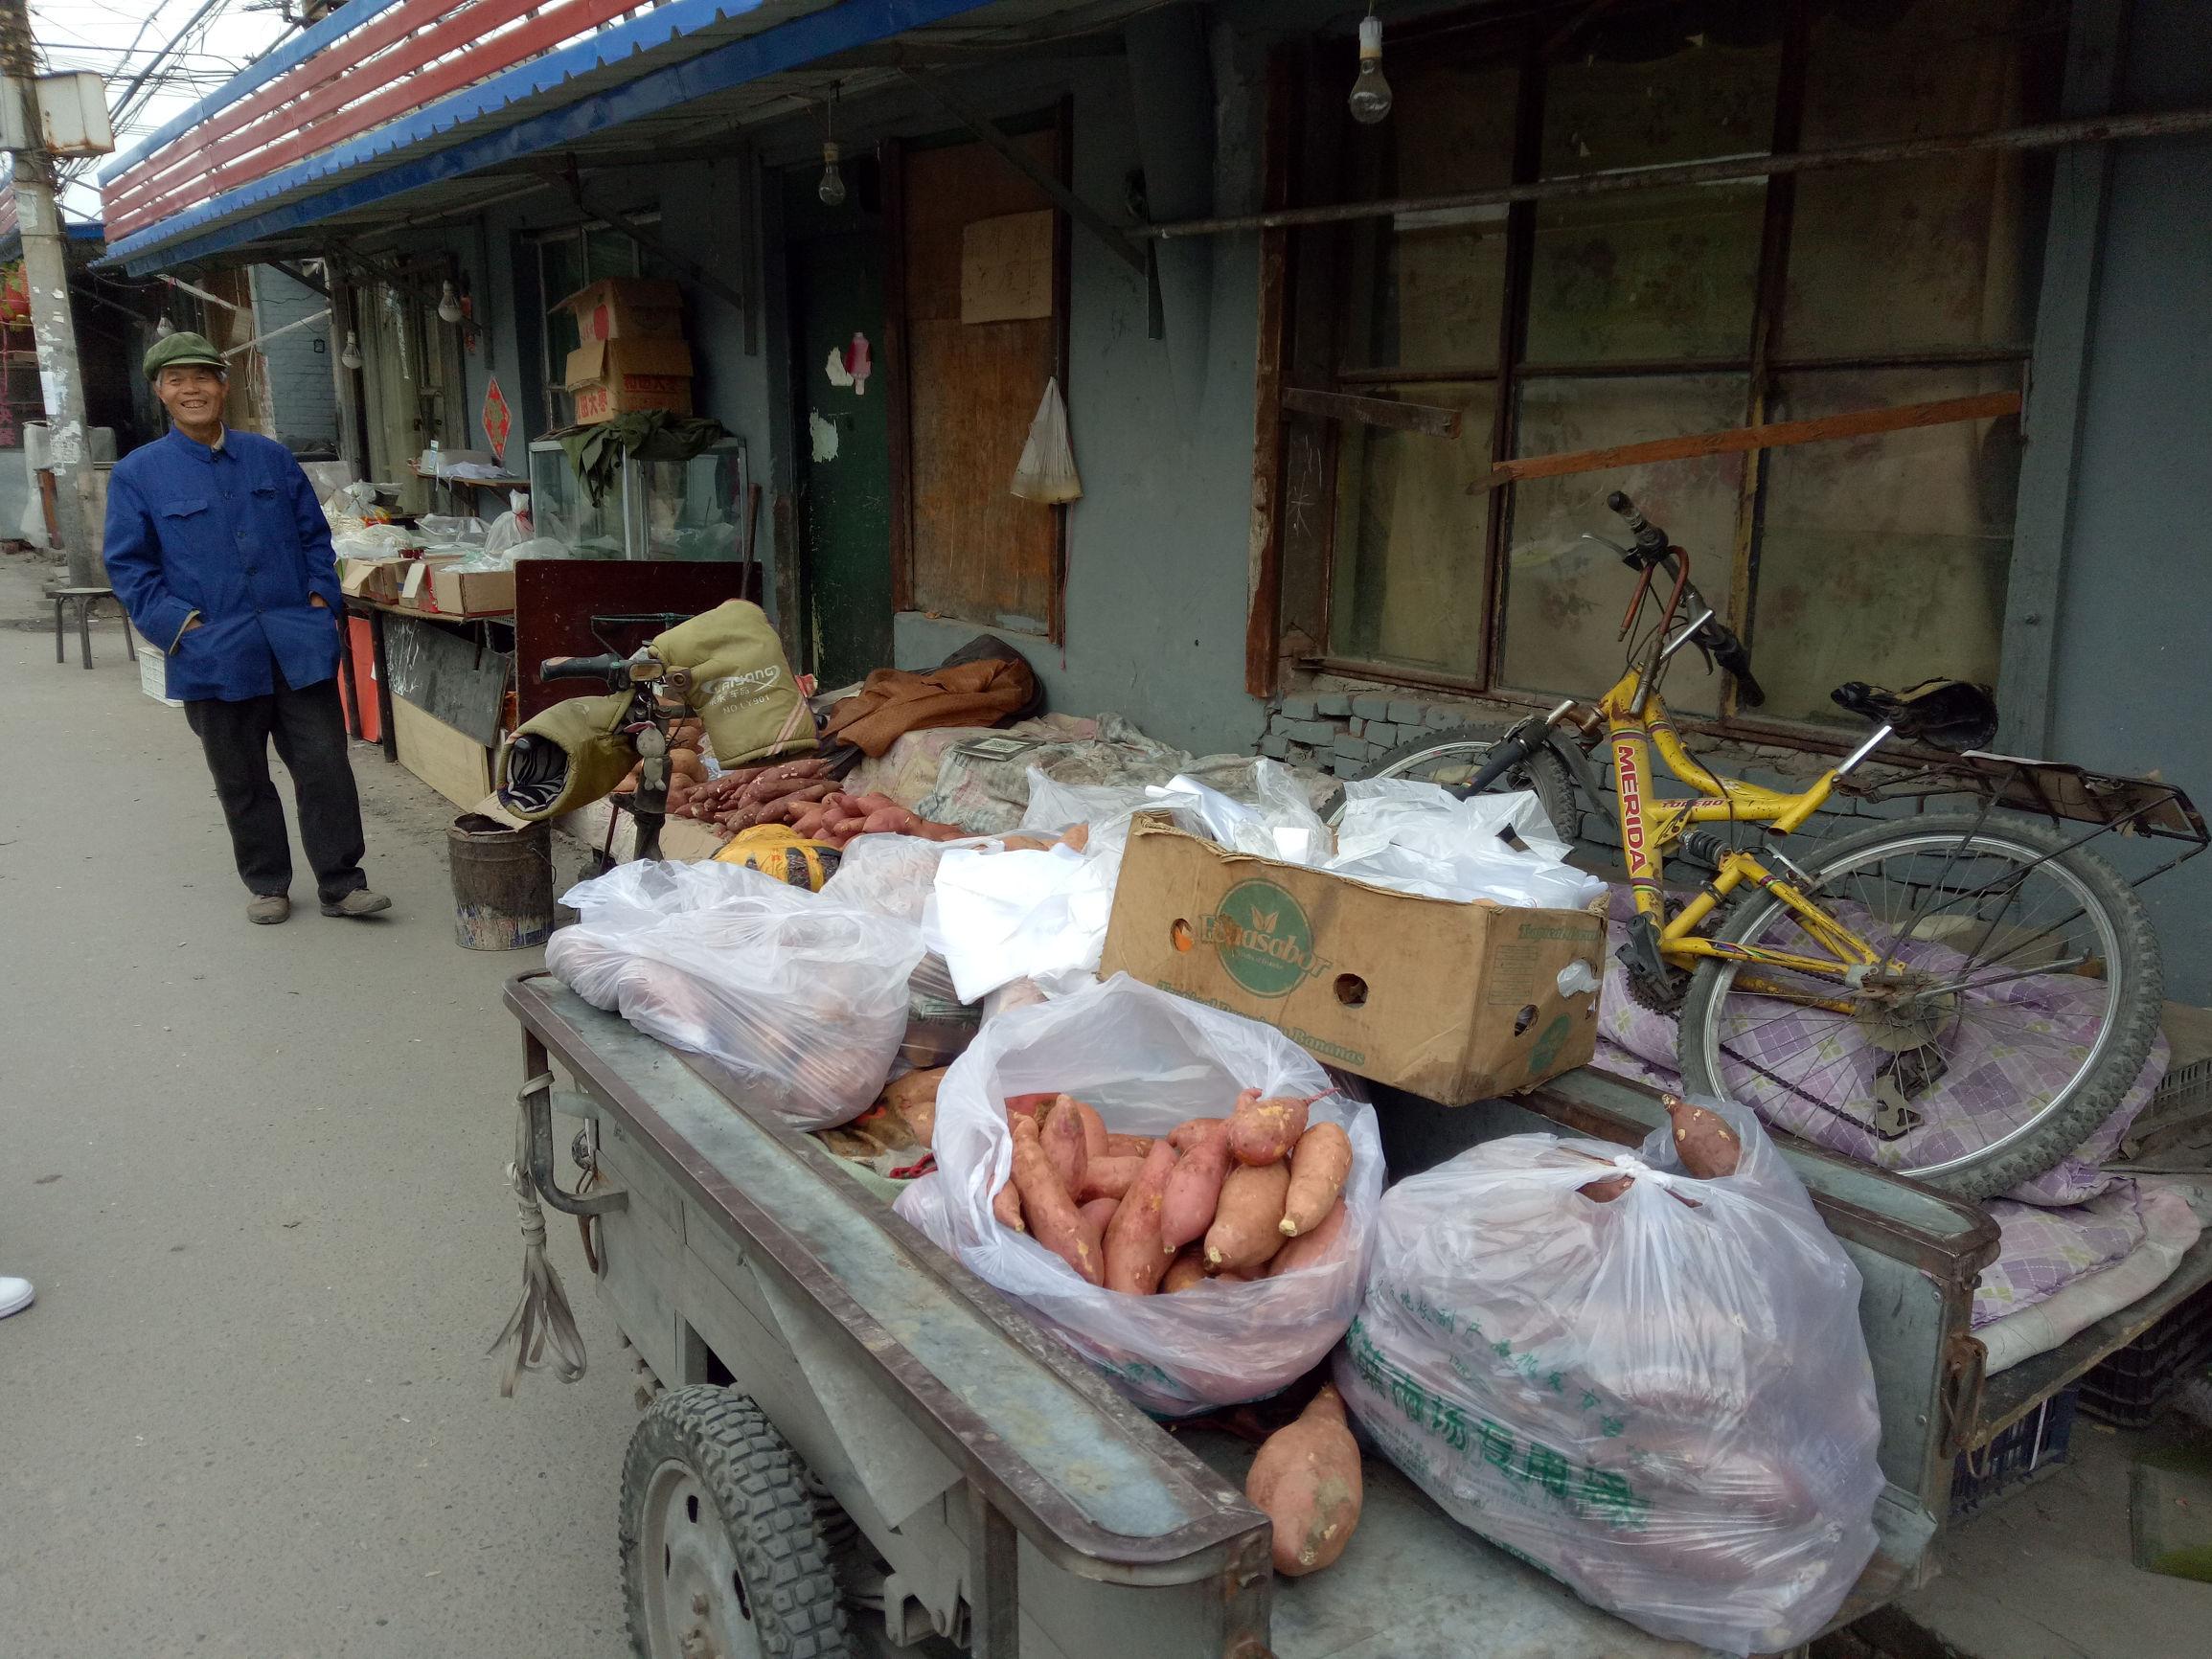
[1360,492,2201,1198]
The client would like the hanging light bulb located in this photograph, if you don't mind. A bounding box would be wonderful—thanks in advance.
[340,330,363,371]
[818,139,847,207]
[154,315,174,338]
[437,279,464,325]
[1349,8,1393,125]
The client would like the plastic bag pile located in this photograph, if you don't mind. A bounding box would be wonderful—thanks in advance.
[1333,1098,1883,1655]
[547,860,924,1128]
[896,974,1383,1415]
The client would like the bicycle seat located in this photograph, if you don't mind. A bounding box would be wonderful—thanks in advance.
[1831,678,1998,752]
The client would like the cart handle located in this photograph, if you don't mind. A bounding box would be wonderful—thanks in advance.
[521,1072,629,1217]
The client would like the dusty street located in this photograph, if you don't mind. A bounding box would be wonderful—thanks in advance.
[0,557,634,1657]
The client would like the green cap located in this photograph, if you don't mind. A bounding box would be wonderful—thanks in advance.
[144,330,228,380]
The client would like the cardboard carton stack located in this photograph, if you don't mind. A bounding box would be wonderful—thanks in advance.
[557,278,693,423]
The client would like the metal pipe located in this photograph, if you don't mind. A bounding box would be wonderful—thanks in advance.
[1147,104,2212,240]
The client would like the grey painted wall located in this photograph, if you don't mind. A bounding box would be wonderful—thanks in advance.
[2047,0,2212,1004]
[249,264,336,454]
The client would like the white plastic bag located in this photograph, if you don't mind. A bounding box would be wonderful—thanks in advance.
[1327,778,1607,910]
[1011,375,1081,503]
[895,973,1384,1415]
[1333,1098,1881,1655]
[547,860,925,1128]
[1146,761,1333,865]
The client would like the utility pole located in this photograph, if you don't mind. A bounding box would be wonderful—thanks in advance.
[0,0,95,585]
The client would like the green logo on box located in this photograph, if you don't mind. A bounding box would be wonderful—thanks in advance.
[1201,879,1324,999]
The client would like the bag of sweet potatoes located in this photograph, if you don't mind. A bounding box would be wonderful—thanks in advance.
[895,973,1383,1416]
[1332,1096,1882,1656]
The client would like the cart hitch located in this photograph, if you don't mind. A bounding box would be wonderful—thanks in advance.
[520,1073,629,1217]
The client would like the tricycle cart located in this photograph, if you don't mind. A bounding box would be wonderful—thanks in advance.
[504,969,2002,1659]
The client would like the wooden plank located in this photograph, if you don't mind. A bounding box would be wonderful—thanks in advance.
[903,131,1061,634]
[1281,385,1464,439]
[391,694,493,811]
[1485,390,2023,487]
[1243,47,1294,700]
[881,137,916,616]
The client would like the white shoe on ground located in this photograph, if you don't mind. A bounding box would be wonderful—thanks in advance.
[0,1276,32,1319]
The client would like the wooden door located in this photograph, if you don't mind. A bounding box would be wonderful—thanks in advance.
[899,129,1064,638]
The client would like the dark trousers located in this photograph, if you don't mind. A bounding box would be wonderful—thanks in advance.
[184,677,368,902]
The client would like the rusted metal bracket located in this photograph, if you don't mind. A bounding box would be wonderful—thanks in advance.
[1939,1331,1989,1457]
[521,1072,628,1218]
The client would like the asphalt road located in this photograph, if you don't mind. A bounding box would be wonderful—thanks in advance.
[0,560,635,1658]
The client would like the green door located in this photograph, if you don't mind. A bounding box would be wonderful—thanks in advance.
[787,177,893,687]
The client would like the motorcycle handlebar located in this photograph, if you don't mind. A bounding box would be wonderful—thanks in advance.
[538,652,631,687]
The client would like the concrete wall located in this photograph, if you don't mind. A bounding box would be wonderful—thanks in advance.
[249,264,337,454]
[2046,0,2212,1004]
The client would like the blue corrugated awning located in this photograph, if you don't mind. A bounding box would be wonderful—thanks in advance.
[110,0,1007,272]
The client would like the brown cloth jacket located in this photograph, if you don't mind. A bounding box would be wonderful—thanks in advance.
[822,659,1038,757]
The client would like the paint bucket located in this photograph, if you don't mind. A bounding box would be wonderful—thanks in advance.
[447,813,554,950]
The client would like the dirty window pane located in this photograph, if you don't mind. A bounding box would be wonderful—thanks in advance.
[1335,58,1517,373]
[1499,375,1747,715]
[1525,32,1778,366]
[1749,367,2021,727]
[1783,0,2059,357]
[1328,385,1494,678]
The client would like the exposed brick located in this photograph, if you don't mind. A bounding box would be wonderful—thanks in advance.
[1260,732,1290,759]
[1333,733,1372,761]
[1347,716,1365,737]
[1387,699,1425,725]
[1365,721,1399,748]
[1315,691,1353,717]
[1351,693,1393,721]
[1333,753,1369,778]
[1279,694,1319,721]
[1283,718,1336,744]
[1424,706,1463,729]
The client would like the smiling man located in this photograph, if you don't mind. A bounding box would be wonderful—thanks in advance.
[104,332,390,925]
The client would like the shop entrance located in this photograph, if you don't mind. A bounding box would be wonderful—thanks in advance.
[786,166,893,688]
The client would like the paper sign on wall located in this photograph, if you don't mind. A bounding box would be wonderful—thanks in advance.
[960,210,1055,324]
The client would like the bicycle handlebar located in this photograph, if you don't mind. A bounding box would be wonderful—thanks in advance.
[1605,491,1766,708]
[539,652,633,688]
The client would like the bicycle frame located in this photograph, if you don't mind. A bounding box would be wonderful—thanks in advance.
[1598,670,1880,1006]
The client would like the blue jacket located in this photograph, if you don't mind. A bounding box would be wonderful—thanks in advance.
[104,426,344,702]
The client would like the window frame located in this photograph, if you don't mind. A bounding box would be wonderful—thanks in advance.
[1277,0,2053,750]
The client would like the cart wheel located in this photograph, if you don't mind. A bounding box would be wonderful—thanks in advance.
[620,1384,854,1659]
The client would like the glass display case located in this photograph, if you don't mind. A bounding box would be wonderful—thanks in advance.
[527,436,749,560]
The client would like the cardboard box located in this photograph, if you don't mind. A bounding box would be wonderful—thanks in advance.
[1099,814,1606,1104]
[339,555,412,604]
[554,277,684,343]
[392,695,493,811]
[563,336,695,423]
[430,563,516,617]
[392,554,464,612]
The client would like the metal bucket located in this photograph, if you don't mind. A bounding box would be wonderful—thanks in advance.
[447,813,554,950]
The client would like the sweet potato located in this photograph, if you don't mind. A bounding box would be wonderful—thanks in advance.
[1103,1133,1154,1160]
[1168,1117,1223,1153]
[1578,1172,1634,1203]
[1039,1095,1089,1192]
[1011,1115,1101,1284]
[1280,1122,1353,1237]
[862,807,919,835]
[1005,1093,1056,1119]
[992,1177,1025,1234]
[1229,1089,1311,1168]
[1204,1160,1291,1274]
[1665,1093,1742,1178]
[882,1068,946,1147]
[1162,1245,1208,1294]
[1104,1141,1178,1295]
[1266,1195,1348,1277]
[1075,1155,1142,1202]
[1078,1196,1119,1241]
[1072,1101,1109,1163]
[1160,1117,1234,1254]
[1246,1384,1362,1576]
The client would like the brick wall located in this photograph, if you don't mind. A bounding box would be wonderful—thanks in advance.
[248,265,338,455]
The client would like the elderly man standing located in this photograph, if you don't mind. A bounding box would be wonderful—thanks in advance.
[105,332,390,925]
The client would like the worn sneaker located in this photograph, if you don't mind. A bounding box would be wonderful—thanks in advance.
[0,1276,32,1320]
[247,894,291,925]
[320,889,393,919]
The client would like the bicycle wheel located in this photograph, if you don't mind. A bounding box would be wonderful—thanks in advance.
[1676,810,2161,1200]
[1331,724,1580,839]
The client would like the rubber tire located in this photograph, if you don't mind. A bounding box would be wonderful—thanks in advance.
[1676,810,2162,1201]
[1331,723,1582,842]
[620,1384,855,1659]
